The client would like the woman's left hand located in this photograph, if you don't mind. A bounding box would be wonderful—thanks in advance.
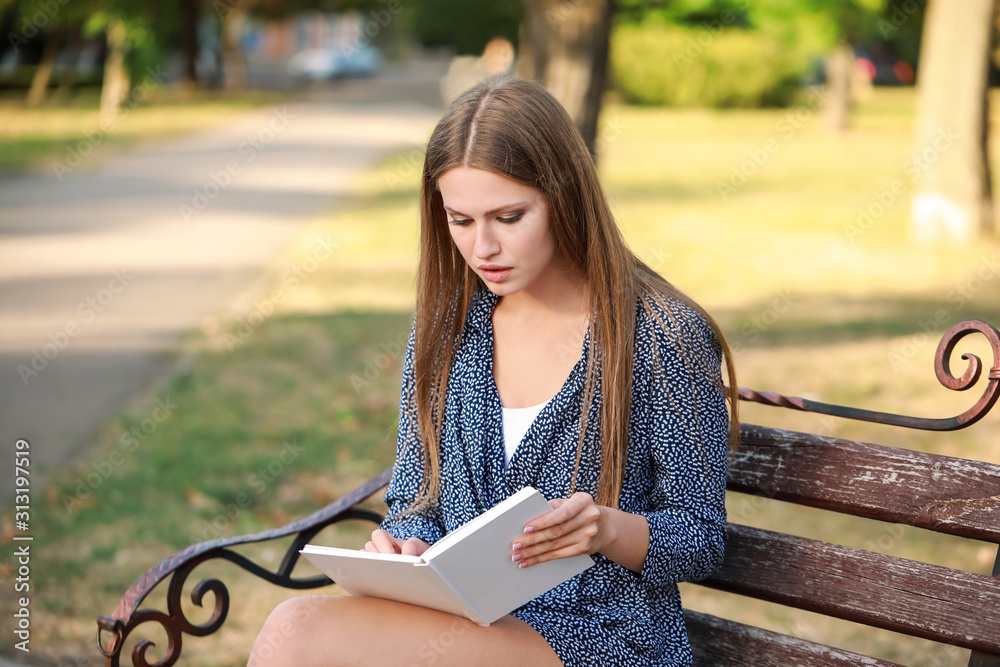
[510,492,608,568]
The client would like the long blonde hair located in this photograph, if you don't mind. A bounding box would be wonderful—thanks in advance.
[408,75,738,511]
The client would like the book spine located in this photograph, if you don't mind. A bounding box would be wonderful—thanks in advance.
[425,561,490,626]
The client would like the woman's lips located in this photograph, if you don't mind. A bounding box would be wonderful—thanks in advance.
[479,265,513,282]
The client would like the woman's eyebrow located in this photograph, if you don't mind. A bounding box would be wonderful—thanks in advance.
[442,201,530,218]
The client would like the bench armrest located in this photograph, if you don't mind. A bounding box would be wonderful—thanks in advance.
[97,468,392,667]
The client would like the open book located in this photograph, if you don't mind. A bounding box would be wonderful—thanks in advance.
[300,486,594,626]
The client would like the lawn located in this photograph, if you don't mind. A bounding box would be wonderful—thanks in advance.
[0,88,285,174]
[1,85,999,666]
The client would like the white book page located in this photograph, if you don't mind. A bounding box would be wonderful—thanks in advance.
[299,546,485,625]
[422,486,539,560]
[424,488,594,624]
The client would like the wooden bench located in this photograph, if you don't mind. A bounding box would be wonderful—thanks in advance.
[97,319,1000,667]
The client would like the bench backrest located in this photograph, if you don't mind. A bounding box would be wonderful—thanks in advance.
[686,424,1000,666]
[687,316,1000,667]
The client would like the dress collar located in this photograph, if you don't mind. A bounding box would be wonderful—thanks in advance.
[465,288,501,333]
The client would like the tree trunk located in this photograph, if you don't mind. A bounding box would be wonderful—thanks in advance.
[180,0,201,90]
[100,19,130,123]
[911,0,995,242]
[57,33,83,95]
[823,41,853,132]
[221,7,248,91]
[26,29,59,106]
[516,0,615,161]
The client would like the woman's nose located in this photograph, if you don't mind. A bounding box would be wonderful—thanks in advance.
[473,222,500,259]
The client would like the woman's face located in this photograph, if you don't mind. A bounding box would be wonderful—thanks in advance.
[437,167,566,298]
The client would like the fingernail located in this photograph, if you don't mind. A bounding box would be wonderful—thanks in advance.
[512,542,522,550]
[524,526,535,533]
[512,552,522,562]
[519,562,529,568]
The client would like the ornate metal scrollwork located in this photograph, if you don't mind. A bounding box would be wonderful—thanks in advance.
[98,470,392,666]
[738,319,1000,431]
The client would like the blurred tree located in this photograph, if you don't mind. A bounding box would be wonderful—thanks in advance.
[411,0,522,56]
[911,0,996,241]
[82,1,161,121]
[179,0,201,89]
[615,0,894,128]
[5,0,92,105]
[751,0,888,131]
[516,0,614,160]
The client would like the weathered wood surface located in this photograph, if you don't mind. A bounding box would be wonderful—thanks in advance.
[698,523,1000,655]
[685,610,903,667]
[731,424,1000,542]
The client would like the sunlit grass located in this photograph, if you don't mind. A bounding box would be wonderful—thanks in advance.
[0,88,285,174]
[1,85,999,665]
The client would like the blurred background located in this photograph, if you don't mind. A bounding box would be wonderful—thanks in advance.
[1,0,999,665]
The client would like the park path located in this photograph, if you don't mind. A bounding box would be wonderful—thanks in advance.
[0,69,444,504]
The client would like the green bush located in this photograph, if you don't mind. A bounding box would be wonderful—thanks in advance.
[611,21,807,108]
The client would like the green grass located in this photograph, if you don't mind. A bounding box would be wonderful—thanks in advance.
[2,85,1000,665]
[0,87,286,174]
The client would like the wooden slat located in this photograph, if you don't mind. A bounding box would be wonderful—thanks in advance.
[698,523,1000,654]
[685,610,903,667]
[732,424,1000,542]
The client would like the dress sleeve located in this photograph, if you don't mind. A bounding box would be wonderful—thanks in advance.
[631,300,729,590]
[379,320,447,545]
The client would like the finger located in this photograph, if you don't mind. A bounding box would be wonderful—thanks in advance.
[518,501,600,549]
[363,541,376,553]
[524,493,594,534]
[400,537,426,556]
[370,529,402,554]
[516,517,600,561]
[518,542,595,568]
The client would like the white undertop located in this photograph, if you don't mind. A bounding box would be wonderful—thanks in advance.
[501,399,550,466]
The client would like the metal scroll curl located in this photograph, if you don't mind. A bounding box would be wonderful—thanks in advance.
[98,507,384,666]
[737,319,1000,431]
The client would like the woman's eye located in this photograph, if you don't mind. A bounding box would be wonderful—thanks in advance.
[448,218,472,226]
[498,212,524,224]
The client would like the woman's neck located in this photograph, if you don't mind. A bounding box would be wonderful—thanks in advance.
[495,260,589,320]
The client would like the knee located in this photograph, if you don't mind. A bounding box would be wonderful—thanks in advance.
[248,597,319,666]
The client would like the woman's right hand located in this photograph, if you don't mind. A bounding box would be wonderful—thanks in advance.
[364,529,430,557]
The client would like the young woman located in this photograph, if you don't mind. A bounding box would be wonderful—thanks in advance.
[249,75,738,667]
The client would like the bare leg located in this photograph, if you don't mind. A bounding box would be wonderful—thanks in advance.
[248,595,564,667]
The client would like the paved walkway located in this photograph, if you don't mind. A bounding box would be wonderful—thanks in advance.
[0,68,444,502]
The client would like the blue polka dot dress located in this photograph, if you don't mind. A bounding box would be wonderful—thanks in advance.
[381,287,730,666]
